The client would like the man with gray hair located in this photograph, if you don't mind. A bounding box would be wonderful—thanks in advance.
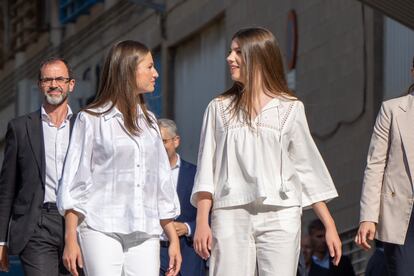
[158,118,206,276]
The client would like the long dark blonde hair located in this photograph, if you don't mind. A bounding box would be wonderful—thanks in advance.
[85,40,155,135]
[222,27,295,125]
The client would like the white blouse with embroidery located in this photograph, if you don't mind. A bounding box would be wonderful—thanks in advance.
[57,104,180,235]
[190,96,338,209]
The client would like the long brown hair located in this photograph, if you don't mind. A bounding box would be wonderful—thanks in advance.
[85,40,155,135]
[222,27,295,125]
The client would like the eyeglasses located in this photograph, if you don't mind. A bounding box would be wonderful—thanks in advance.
[39,77,72,86]
[162,136,177,144]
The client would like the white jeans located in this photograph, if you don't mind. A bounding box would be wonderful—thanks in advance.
[78,224,160,276]
[209,202,301,276]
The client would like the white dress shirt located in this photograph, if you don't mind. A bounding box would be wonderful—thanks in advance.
[57,104,180,235]
[42,105,73,203]
[191,96,338,209]
[171,154,180,190]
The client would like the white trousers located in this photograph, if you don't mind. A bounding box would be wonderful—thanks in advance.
[209,203,301,276]
[78,224,160,276]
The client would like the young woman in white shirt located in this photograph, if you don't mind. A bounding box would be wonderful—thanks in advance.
[57,41,181,276]
[191,27,342,276]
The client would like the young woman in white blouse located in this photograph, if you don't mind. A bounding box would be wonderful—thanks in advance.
[57,41,181,276]
[191,27,342,275]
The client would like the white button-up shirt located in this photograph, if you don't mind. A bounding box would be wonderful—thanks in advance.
[42,105,73,203]
[58,104,180,235]
[191,96,338,209]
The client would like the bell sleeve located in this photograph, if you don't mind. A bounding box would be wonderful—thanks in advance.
[289,101,338,207]
[190,100,217,207]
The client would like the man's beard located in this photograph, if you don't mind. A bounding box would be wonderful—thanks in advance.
[44,89,68,106]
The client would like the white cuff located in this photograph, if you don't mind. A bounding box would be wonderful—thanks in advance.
[184,222,191,237]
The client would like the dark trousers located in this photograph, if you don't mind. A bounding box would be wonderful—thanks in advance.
[160,237,206,276]
[383,208,414,276]
[19,206,70,276]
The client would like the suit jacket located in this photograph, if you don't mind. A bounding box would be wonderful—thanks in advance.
[360,93,414,244]
[0,110,75,255]
[160,158,206,276]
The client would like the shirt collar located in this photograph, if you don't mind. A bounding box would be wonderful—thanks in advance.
[41,104,73,124]
[103,105,123,121]
[172,154,181,170]
[103,102,144,121]
[261,97,280,112]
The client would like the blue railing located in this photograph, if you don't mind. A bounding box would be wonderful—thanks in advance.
[59,0,104,24]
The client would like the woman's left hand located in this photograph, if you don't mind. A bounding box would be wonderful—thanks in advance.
[166,240,182,276]
[325,226,342,266]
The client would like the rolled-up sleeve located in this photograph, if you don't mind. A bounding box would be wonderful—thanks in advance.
[289,102,338,207]
[57,112,93,216]
[191,101,217,207]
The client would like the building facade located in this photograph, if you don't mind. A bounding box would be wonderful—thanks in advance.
[1,0,413,274]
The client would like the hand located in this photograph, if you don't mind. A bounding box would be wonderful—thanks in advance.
[194,223,212,260]
[62,237,83,276]
[325,226,342,266]
[0,245,9,272]
[355,221,376,250]
[173,222,188,237]
[165,240,182,276]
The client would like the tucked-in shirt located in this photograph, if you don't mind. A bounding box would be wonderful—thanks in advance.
[42,105,73,203]
[57,104,180,235]
[191,96,338,209]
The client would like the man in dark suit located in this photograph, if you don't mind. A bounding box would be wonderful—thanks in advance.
[0,57,76,276]
[158,119,206,276]
[308,219,355,276]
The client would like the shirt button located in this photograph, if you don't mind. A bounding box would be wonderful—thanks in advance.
[136,164,140,167]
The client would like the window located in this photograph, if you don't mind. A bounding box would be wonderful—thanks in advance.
[59,0,104,24]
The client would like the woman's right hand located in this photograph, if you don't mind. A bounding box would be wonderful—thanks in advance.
[63,237,83,276]
[194,222,212,260]
[355,221,376,250]
[63,210,83,276]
